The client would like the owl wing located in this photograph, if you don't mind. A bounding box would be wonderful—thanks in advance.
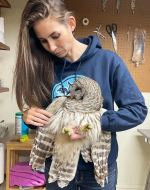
[46,97,67,115]
[29,127,55,169]
[91,130,111,187]
[29,97,67,170]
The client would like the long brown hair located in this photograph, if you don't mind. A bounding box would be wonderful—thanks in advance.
[13,0,74,112]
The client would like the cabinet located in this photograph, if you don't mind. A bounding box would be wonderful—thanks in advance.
[0,0,10,93]
[6,134,46,190]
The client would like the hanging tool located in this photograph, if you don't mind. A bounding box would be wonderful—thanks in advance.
[131,0,136,14]
[106,23,117,52]
[102,0,107,12]
[93,23,106,40]
[116,0,121,13]
[126,26,130,41]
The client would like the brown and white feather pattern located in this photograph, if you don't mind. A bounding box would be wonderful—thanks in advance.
[29,97,67,169]
[29,77,111,188]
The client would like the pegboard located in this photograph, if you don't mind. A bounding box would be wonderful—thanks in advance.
[64,0,150,92]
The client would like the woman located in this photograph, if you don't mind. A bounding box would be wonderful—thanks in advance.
[13,0,148,189]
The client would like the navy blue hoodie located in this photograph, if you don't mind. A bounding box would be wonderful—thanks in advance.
[27,35,148,170]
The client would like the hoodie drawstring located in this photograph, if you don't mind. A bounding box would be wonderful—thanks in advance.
[60,60,67,96]
[75,61,82,81]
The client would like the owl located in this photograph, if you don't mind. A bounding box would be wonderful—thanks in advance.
[29,77,111,188]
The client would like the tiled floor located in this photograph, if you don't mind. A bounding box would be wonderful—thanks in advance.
[0,180,6,190]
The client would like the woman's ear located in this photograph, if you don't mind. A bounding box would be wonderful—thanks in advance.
[68,16,76,32]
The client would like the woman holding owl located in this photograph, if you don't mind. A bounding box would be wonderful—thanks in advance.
[13,0,147,189]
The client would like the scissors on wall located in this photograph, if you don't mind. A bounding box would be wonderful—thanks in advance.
[106,23,117,52]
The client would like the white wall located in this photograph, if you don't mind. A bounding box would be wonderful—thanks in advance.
[0,0,28,143]
[0,1,149,190]
[116,93,150,190]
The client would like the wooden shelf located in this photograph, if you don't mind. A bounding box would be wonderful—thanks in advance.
[0,0,11,50]
[6,134,35,149]
[0,42,10,50]
[0,0,11,8]
[0,88,9,92]
[9,186,45,190]
[6,134,46,190]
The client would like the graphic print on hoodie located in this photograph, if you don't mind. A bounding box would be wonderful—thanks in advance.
[52,75,86,100]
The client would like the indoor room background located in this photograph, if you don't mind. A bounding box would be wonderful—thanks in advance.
[0,0,150,190]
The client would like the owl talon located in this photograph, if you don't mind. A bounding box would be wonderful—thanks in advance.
[81,123,93,132]
[62,127,73,136]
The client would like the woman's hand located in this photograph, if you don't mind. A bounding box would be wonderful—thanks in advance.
[22,107,52,127]
[68,125,85,140]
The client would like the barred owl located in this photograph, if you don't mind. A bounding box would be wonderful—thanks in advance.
[29,77,111,188]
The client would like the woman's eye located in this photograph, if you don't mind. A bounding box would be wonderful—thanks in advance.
[52,35,60,39]
[40,40,47,43]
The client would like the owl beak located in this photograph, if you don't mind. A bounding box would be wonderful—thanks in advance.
[71,95,74,99]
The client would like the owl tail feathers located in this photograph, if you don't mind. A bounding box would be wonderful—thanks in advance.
[29,128,55,170]
[91,130,111,187]
[48,146,81,188]
[48,160,79,188]
[48,176,70,188]
[81,146,92,163]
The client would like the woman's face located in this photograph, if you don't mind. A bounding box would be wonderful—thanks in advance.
[33,17,75,58]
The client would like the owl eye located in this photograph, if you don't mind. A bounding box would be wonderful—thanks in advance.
[75,88,81,91]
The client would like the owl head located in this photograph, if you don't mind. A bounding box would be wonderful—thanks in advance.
[70,77,103,111]
[70,79,86,100]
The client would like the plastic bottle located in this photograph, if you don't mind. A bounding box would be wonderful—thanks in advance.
[15,112,29,135]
